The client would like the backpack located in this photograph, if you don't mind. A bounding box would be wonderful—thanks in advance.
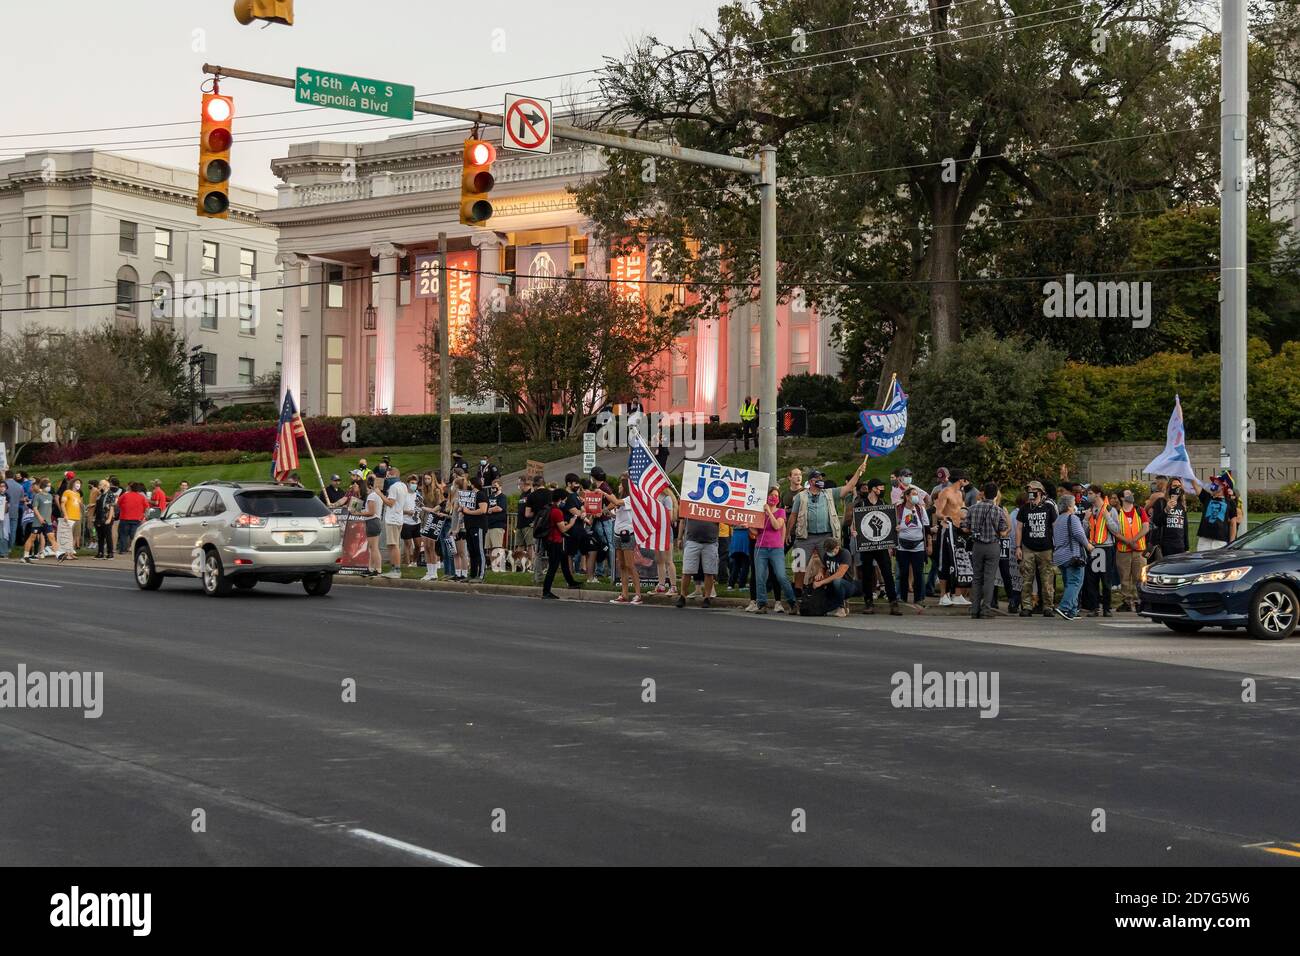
[532,507,552,541]
[798,587,832,617]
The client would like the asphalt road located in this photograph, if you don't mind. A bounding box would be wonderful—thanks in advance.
[1,560,1298,866]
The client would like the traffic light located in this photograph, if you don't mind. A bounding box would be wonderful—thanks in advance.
[233,0,294,25]
[776,406,808,437]
[197,93,234,219]
[459,138,496,226]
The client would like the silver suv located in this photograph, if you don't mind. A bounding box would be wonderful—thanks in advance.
[132,481,342,596]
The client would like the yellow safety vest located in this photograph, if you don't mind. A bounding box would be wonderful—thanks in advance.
[1117,507,1146,553]
[740,401,757,423]
[1087,511,1111,546]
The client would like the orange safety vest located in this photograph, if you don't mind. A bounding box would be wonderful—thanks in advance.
[1117,507,1146,553]
[1087,511,1111,546]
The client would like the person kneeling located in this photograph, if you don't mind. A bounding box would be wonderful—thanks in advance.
[804,538,860,617]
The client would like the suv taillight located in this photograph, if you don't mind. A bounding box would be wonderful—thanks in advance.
[319,513,339,527]
[234,513,268,528]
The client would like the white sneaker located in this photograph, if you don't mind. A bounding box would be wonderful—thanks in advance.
[832,607,848,618]
[383,570,401,579]
[41,547,55,558]
[775,602,786,614]
[939,594,953,606]
[952,595,971,606]
[744,601,758,613]
[421,571,437,581]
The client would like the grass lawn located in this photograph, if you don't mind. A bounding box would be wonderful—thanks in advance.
[30,440,581,494]
[714,435,895,486]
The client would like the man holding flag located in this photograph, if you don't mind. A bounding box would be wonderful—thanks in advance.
[627,431,674,555]
[1142,395,1199,490]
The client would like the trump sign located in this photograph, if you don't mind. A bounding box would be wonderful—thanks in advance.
[679,460,770,528]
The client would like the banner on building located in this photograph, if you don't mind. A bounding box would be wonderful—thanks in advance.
[679,460,769,528]
[852,501,897,552]
[517,243,568,295]
[609,246,647,304]
[445,250,477,355]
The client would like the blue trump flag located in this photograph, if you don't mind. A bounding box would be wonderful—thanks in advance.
[859,377,908,457]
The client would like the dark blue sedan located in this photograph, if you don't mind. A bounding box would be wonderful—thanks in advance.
[1138,515,1300,639]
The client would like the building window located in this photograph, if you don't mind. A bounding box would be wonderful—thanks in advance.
[119,220,137,254]
[671,346,689,407]
[202,295,218,330]
[240,248,256,280]
[51,216,68,249]
[276,308,283,341]
[326,265,344,309]
[155,228,172,261]
[202,240,219,273]
[239,300,256,335]
[326,335,344,416]
[790,326,810,377]
[398,255,411,307]
[201,352,217,386]
[238,358,255,385]
[151,272,172,321]
[27,217,42,250]
[50,275,67,309]
[26,276,40,309]
[116,265,139,315]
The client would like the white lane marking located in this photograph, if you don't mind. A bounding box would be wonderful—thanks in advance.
[348,828,479,867]
[0,577,62,588]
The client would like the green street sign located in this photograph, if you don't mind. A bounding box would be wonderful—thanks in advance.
[294,66,414,120]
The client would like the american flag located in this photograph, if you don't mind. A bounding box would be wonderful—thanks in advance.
[627,433,673,550]
[271,390,308,481]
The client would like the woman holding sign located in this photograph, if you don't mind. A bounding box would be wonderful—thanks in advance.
[751,487,797,614]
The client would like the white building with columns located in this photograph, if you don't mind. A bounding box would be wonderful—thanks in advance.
[263,123,840,420]
[0,149,283,400]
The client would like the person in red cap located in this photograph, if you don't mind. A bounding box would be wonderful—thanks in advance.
[149,479,168,514]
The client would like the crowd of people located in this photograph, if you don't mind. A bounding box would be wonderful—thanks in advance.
[4,448,1246,625]
[2,469,174,563]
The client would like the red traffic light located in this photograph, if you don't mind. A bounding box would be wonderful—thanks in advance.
[204,95,233,123]
[470,141,495,165]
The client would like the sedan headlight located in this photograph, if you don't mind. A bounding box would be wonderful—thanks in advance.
[1189,566,1252,585]
[1140,565,1149,583]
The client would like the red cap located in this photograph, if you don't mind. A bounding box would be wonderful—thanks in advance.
[64,471,76,479]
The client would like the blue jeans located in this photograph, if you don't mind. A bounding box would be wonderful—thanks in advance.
[754,546,796,607]
[439,535,456,577]
[593,520,614,578]
[117,520,140,554]
[1058,563,1084,617]
[825,576,862,610]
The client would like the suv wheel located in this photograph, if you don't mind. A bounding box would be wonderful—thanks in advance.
[1249,582,1298,640]
[202,550,233,597]
[303,573,333,597]
[134,544,163,591]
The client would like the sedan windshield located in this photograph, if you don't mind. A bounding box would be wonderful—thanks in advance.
[1227,516,1300,554]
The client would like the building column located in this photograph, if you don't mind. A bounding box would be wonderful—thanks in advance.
[275,252,308,408]
[369,241,405,415]
[470,231,504,314]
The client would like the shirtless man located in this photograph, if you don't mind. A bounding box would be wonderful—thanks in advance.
[932,469,972,607]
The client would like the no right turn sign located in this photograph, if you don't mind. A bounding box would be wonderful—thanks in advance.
[502,94,553,154]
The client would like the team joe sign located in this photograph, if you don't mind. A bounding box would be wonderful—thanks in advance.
[680,461,770,528]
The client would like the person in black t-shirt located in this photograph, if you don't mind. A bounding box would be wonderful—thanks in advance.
[460,477,490,580]
[485,478,509,567]
[1150,479,1190,557]
[1015,480,1058,616]
[1192,473,1237,550]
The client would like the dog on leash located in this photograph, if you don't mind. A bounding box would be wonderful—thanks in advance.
[506,548,532,574]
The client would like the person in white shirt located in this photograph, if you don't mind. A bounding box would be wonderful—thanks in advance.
[380,467,412,579]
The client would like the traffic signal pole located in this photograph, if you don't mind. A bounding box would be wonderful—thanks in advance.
[1220,3,1248,527]
[202,63,778,482]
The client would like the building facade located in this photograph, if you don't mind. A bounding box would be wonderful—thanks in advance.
[263,124,840,421]
[0,150,283,399]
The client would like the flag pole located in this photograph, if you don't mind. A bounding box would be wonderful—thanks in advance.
[298,422,327,497]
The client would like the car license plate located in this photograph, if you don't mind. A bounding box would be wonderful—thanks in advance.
[282,532,304,545]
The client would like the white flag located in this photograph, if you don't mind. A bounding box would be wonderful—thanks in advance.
[0,442,7,474]
[1142,395,1199,485]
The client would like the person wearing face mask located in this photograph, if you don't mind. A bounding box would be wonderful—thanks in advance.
[401,474,423,568]
[1015,480,1057,617]
[1191,472,1236,550]
[1150,477,1189,559]
[895,485,931,607]
[751,487,797,614]
[58,478,84,559]
[1080,485,1120,617]
[485,478,510,570]
[789,458,867,597]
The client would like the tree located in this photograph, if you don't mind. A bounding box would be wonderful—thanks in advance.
[576,2,1300,403]
[777,372,854,412]
[439,279,690,441]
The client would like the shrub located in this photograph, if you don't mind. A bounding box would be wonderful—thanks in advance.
[46,451,257,472]
[207,403,278,424]
[777,373,854,414]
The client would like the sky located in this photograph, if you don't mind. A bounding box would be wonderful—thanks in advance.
[0,0,725,193]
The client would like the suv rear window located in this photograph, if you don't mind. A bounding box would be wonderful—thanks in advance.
[235,490,329,518]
